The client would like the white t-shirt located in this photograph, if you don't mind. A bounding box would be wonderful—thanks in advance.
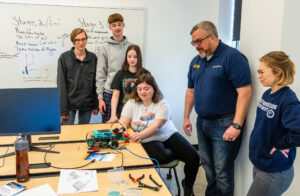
[121,99,177,143]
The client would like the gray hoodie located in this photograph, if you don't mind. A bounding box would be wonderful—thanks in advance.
[96,36,130,99]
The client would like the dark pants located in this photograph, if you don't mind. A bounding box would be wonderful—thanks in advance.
[197,116,242,196]
[102,92,112,123]
[62,110,92,125]
[142,132,200,189]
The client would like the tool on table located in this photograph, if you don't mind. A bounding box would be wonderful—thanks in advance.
[129,174,144,183]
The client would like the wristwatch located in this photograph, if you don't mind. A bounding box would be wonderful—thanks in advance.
[232,123,241,130]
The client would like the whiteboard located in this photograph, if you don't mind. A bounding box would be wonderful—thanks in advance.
[0,3,145,89]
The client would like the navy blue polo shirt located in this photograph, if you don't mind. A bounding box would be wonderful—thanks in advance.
[187,41,251,118]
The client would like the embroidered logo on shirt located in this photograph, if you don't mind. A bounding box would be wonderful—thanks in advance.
[258,99,277,118]
[212,65,222,68]
[193,64,200,69]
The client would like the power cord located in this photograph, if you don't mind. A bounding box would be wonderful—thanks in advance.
[0,136,18,167]
[113,148,124,167]
[110,145,161,176]
[109,120,126,132]
[31,144,54,149]
[0,146,10,168]
[108,121,161,175]
[44,144,95,169]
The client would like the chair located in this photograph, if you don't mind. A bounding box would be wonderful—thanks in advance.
[159,159,181,196]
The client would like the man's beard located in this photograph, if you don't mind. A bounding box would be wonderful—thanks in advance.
[198,50,207,59]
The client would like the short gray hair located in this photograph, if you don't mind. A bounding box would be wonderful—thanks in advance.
[190,21,218,37]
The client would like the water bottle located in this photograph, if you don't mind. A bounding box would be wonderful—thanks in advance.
[15,136,30,182]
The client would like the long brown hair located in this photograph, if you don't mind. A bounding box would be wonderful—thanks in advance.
[122,45,146,76]
[131,74,163,103]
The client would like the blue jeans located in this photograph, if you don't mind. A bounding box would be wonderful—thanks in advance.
[196,116,241,196]
[62,110,92,125]
[247,166,294,196]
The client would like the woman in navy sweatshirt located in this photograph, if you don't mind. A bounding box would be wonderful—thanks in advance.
[247,51,300,196]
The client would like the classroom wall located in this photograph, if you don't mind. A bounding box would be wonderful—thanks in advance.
[281,2,300,195]
[236,0,300,195]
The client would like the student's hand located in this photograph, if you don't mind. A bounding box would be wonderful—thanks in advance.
[98,99,106,115]
[107,115,118,124]
[130,132,142,143]
[223,126,241,142]
[183,118,192,136]
[270,147,290,158]
[92,109,99,115]
[61,115,69,120]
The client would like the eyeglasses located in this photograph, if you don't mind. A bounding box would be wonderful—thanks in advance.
[74,38,87,43]
[191,34,211,46]
[257,69,264,74]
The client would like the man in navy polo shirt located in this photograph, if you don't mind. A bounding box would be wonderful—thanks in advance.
[183,21,252,196]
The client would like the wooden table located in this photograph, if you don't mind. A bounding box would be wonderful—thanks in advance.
[0,123,124,146]
[0,124,172,196]
[0,168,172,196]
[0,124,153,179]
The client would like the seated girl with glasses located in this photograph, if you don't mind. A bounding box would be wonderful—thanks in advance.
[118,74,199,196]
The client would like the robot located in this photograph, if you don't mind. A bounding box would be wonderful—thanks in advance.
[86,127,129,149]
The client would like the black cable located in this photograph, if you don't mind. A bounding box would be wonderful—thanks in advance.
[0,146,10,168]
[32,144,55,149]
[108,121,160,173]
[109,120,126,133]
[44,144,95,169]
[113,148,124,167]
[0,136,19,167]
[108,121,127,168]
[86,130,98,149]
[85,131,94,142]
